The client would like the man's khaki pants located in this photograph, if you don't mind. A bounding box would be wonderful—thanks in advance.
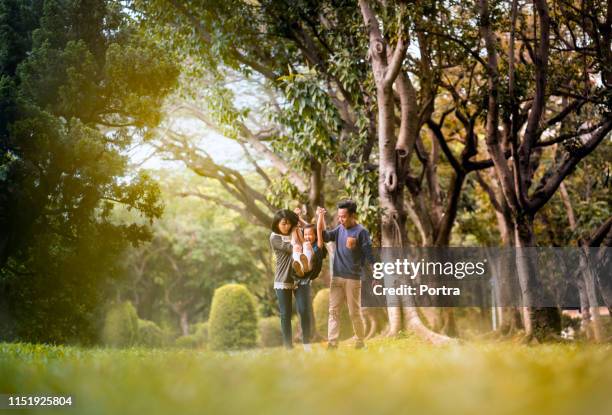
[328,276,365,343]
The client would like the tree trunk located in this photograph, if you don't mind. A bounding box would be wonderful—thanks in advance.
[579,248,603,342]
[307,158,325,219]
[495,246,524,335]
[403,307,454,345]
[179,311,189,336]
[492,185,523,335]
[359,0,451,344]
[386,306,402,337]
[433,308,458,337]
[514,216,561,341]
[576,275,592,339]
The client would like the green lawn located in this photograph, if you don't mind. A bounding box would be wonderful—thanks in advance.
[1,338,611,415]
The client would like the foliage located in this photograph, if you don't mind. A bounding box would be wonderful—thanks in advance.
[136,319,164,348]
[135,0,382,235]
[536,142,612,246]
[174,334,203,349]
[257,316,283,348]
[0,0,178,344]
[208,284,258,351]
[116,171,274,336]
[101,301,139,348]
[194,322,209,346]
[135,0,611,252]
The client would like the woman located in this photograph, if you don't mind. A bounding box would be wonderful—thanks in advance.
[269,209,325,350]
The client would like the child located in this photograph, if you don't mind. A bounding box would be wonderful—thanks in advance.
[291,207,315,277]
[300,220,327,282]
[298,207,327,281]
[293,209,327,351]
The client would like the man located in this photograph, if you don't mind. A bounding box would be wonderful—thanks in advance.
[318,200,376,349]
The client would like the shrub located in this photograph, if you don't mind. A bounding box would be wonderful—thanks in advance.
[195,322,209,345]
[102,301,138,347]
[189,321,209,348]
[258,316,283,348]
[312,288,352,341]
[136,319,164,348]
[174,334,204,349]
[208,284,258,351]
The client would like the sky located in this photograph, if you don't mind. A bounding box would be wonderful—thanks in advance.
[127,116,266,173]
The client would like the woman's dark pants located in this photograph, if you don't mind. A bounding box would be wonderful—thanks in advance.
[275,284,311,349]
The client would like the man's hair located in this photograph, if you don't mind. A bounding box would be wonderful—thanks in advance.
[271,209,299,234]
[337,200,357,215]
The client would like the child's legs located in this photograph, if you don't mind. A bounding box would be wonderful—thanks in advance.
[292,247,303,263]
[302,241,314,264]
[292,242,308,273]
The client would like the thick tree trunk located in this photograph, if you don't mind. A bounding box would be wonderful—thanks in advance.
[377,83,408,248]
[496,247,524,335]
[514,216,561,340]
[576,277,592,339]
[403,307,454,345]
[386,306,402,336]
[433,308,457,337]
[490,180,524,335]
[359,0,451,344]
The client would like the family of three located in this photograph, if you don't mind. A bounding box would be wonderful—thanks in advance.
[269,200,376,350]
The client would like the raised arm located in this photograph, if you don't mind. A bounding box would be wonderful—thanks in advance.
[292,224,303,246]
[316,206,327,249]
[294,207,309,228]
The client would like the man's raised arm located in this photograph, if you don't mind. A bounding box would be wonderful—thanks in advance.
[316,206,326,249]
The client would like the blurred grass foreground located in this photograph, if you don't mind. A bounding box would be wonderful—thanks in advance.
[1,339,611,415]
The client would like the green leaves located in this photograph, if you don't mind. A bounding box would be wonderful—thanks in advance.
[0,0,179,344]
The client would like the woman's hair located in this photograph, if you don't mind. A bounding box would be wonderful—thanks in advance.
[271,209,299,234]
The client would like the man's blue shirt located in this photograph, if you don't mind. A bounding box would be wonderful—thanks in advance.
[323,223,375,280]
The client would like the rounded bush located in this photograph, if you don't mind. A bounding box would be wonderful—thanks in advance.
[189,321,209,347]
[312,288,352,341]
[174,334,203,349]
[258,316,283,348]
[102,301,138,347]
[195,322,209,345]
[136,319,164,348]
[208,284,258,351]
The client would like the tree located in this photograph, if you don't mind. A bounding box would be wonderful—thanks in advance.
[476,0,611,339]
[117,172,273,336]
[0,0,178,343]
[133,0,611,342]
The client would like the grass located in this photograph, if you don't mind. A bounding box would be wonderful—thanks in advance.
[1,337,611,415]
